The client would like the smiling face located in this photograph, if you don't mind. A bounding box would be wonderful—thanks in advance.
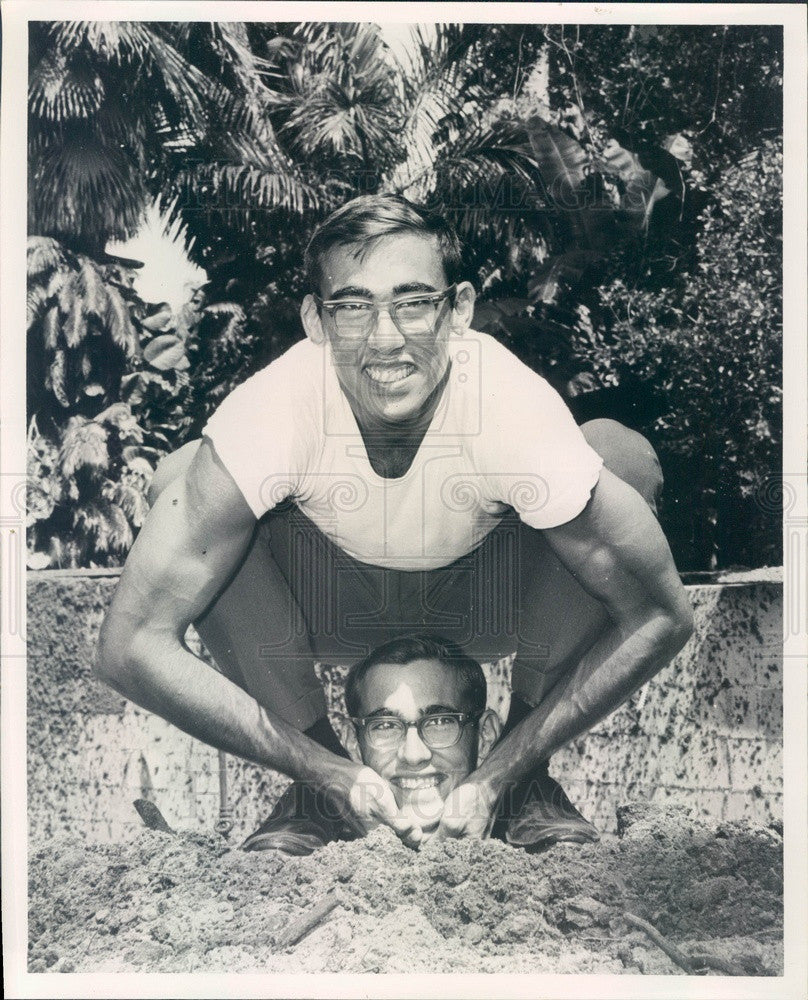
[301,232,475,427]
[353,657,494,829]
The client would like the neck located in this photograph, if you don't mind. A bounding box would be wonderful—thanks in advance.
[349,363,451,444]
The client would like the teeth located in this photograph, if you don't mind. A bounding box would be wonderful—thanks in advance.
[396,775,441,789]
[366,364,414,385]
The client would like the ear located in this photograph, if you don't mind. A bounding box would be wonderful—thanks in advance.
[449,280,476,335]
[300,294,326,345]
[475,708,502,765]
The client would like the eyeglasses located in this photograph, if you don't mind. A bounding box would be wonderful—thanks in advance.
[313,285,456,340]
[351,711,480,750]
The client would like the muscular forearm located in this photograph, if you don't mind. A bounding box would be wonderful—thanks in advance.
[473,612,691,790]
[96,629,351,790]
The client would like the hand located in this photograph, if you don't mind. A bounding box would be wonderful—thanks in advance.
[429,779,500,844]
[320,762,425,848]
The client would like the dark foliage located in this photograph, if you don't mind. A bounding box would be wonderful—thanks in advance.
[26,21,783,570]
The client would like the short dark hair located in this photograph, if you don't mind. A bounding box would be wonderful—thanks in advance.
[304,194,464,292]
[344,633,487,718]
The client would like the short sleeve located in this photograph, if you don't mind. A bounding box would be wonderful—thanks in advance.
[477,339,603,529]
[202,341,319,518]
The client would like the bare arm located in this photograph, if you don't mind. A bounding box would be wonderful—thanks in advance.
[440,468,694,828]
[95,439,404,831]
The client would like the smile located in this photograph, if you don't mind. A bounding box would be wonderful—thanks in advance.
[365,363,416,385]
[392,774,443,790]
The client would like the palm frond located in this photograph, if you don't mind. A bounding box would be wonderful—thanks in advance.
[77,258,109,322]
[29,48,104,121]
[31,137,147,247]
[42,305,61,350]
[221,127,298,179]
[72,499,133,553]
[63,277,87,348]
[385,28,497,196]
[27,236,69,280]
[27,285,52,330]
[49,21,209,124]
[105,501,135,552]
[181,163,321,218]
[202,302,247,347]
[208,21,277,88]
[394,24,487,135]
[395,117,540,210]
[47,349,70,407]
[279,22,401,168]
[56,267,79,320]
[102,284,139,358]
[103,479,149,527]
[59,416,109,477]
[80,352,93,381]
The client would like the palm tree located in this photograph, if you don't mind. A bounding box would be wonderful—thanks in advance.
[30,21,199,255]
[28,21,316,254]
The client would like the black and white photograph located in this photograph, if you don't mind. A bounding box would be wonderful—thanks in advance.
[2,2,806,997]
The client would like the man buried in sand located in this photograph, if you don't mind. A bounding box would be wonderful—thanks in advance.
[96,194,692,856]
[243,635,503,854]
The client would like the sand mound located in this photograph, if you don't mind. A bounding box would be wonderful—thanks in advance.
[28,803,782,975]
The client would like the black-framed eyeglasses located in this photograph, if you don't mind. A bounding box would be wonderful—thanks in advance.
[350,711,480,750]
[313,285,456,340]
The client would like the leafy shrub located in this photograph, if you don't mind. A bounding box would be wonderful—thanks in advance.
[25,23,783,572]
[26,237,193,568]
[570,141,782,570]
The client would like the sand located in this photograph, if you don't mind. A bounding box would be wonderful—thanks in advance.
[28,802,782,976]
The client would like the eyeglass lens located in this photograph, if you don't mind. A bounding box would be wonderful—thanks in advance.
[365,715,463,749]
[332,298,442,338]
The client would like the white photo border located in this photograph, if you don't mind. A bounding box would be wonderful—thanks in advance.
[2,3,806,998]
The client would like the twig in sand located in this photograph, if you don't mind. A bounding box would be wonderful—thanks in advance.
[624,912,695,974]
[133,799,174,833]
[275,889,342,950]
[689,951,746,976]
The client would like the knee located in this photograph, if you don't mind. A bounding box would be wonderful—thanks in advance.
[581,419,663,513]
[147,439,202,505]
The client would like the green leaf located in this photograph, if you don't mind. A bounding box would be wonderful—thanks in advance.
[42,305,61,350]
[48,349,70,407]
[59,417,109,478]
[524,117,589,205]
[143,334,188,371]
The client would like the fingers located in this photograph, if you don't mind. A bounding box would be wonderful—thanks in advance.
[371,784,404,829]
[347,767,423,847]
[400,824,426,851]
[348,766,397,822]
[434,814,468,841]
[430,783,495,842]
[371,782,435,852]
[432,788,467,841]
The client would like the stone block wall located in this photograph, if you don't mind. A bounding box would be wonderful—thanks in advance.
[26,570,782,843]
[551,580,783,833]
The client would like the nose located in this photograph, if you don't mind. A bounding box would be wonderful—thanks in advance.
[366,307,406,353]
[397,724,432,767]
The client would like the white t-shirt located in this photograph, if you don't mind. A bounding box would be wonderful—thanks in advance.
[203,331,603,570]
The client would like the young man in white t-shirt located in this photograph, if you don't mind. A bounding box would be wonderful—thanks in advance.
[97,195,693,853]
